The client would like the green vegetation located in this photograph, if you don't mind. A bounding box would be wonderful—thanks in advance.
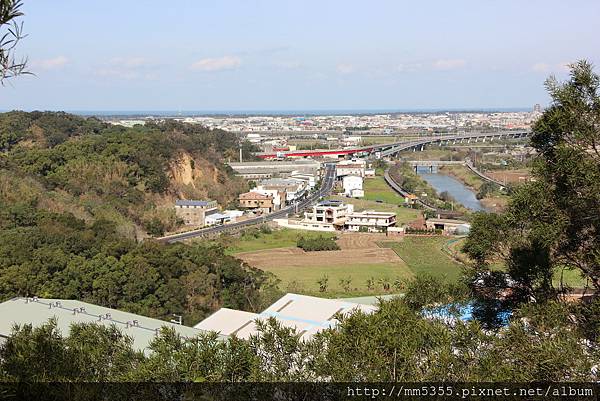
[380,237,464,282]
[0,0,29,83]
[2,277,599,383]
[0,112,278,326]
[463,61,600,306]
[223,228,336,254]
[0,111,253,237]
[362,176,404,204]
[297,235,340,251]
[259,262,413,297]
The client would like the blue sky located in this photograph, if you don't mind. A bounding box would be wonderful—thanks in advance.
[1,0,599,111]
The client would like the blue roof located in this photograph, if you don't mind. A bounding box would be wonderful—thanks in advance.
[175,200,214,207]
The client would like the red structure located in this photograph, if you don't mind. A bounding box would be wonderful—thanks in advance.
[257,147,374,159]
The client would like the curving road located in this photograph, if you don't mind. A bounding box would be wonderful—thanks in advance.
[159,163,337,243]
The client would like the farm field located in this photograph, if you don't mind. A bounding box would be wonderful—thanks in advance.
[379,237,465,282]
[486,169,531,184]
[232,231,470,297]
[223,228,336,254]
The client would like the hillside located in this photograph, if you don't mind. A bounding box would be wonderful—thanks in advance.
[0,111,279,323]
[0,111,251,237]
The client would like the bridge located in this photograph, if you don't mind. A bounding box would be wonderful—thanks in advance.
[403,160,465,172]
[255,131,529,159]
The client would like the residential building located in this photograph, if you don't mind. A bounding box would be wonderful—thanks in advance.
[345,210,397,232]
[238,191,274,214]
[251,188,285,210]
[257,178,308,203]
[336,159,366,178]
[204,213,231,226]
[194,293,377,341]
[175,200,218,226]
[0,297,218,352]
[223,210,244,222]
[425,218,470,234]
[304,200,352,227]
[342,175,363,197]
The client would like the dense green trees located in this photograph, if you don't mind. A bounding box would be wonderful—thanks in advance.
[1,276,598,383]
[0,202,280,324]
[464,61,600,302]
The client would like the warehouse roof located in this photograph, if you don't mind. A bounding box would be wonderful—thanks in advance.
[175,199,215,207]
[0,298,220,352]
[194,293,377,341]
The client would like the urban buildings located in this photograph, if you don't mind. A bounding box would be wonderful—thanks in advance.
[174,200,218,226]
[336,159,366,178]
[342,175,364,198]
[238,191,275,214]
[304,200,353,227]
[345,210,397,232]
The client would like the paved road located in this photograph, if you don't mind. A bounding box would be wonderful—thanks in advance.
[159,163,337,243]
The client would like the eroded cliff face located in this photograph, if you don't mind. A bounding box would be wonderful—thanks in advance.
[167,151,246,207]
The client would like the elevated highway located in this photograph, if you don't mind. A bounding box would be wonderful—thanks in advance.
[255,131,529,159]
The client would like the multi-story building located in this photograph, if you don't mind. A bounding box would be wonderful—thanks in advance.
[257,178,308,203]
[174,200,218,226]
[251,188,285,210]
[304,200,352,227]
[336,159,366,178]
[238,192,274,214]
[342,175,364,197]
[345,210,397,232]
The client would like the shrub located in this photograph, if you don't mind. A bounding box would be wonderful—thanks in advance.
[297,235,340,251]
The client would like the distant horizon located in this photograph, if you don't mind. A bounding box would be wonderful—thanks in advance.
[0,107,534,118]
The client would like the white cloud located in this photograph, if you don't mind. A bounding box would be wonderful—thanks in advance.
[274,60,302,70]
[36,56,69,70]
[190,56,241,72]
[432,58,466,71]
[94,57,157,80]
[336,63,356,74]
[531,62,551,73]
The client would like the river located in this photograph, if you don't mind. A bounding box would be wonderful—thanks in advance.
[416,167,486,211]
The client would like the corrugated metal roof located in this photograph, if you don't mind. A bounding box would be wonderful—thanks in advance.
[175,200,215,207]
[0,298,223,352]
[194,293,377,341]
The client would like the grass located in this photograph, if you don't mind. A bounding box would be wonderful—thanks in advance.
[225,228,336,254]
[379,237,465,282]
[363,176,405,204]
[259,261,414,298]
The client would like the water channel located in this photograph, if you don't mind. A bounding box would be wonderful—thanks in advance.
[416,167,486,211]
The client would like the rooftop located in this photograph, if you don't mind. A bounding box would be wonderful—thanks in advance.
[194,293,377,341]
[175,199,216,207]
[317,199,345,207]
[0,298,220,352]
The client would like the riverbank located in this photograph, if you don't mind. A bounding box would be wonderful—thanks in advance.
[438,165,508,212]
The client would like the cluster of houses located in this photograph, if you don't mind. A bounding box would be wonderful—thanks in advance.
[275,199,401,234]
[335,158,376,198]
[174,200,243,228]
[237,176,313,214]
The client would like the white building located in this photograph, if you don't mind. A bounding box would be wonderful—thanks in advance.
[345,210,397,232]
[194,293,377,341]
[304,200,353,227]
[257,178,308,203]
[251,188,285,210]
[336,159,366,178]
[204,213,231,226]
[342,175,363,197]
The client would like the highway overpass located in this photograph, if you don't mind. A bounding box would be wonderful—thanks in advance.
[255,131,529,159]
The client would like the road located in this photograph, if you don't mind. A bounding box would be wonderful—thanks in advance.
[159,163,337,243]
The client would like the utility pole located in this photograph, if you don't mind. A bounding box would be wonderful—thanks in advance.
[239,144,243,163]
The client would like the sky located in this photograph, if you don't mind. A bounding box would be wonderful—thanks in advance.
[1,0,599,112]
